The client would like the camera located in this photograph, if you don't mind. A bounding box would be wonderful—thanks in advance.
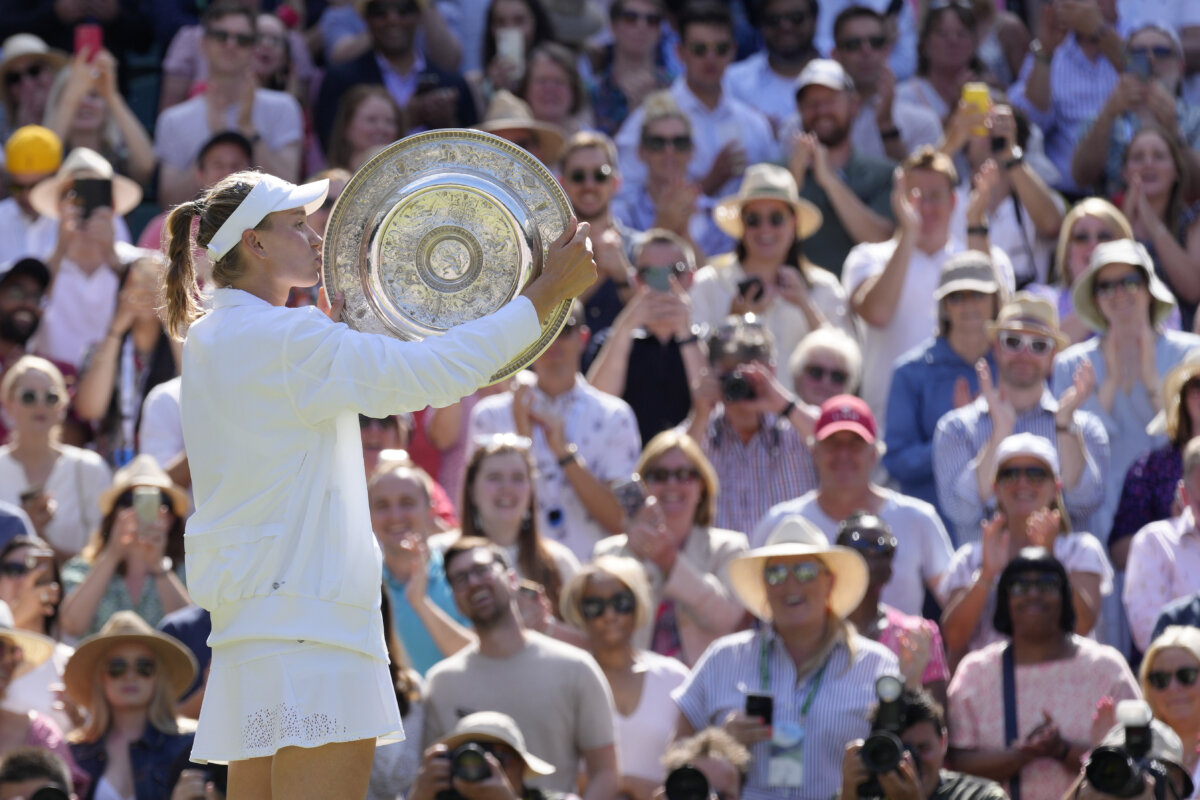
[1085,701,1174,800]
[858,676,907,797]
[720,370,756,402]
[665,765,709,800]
[436,743,493,800]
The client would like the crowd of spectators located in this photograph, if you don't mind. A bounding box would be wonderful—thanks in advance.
[1,0,1200,798]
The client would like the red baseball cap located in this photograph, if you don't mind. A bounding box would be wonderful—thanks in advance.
[815,395,876,443]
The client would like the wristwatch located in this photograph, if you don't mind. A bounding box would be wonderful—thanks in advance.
[1003,147,1025,170]
[1030,39,1052,64]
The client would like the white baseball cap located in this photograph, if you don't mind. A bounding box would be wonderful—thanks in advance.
[206,173,329,259]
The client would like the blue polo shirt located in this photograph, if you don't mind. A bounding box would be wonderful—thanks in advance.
[383,548,469,675]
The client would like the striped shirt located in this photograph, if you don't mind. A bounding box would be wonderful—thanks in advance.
[695,411,817,538]
[673,628,900,800]
[932,391,1109,547]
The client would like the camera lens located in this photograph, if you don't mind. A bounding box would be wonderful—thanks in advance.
[860,732,904,774]
[1085,747,1143,798]
[720,372,756,402]
[451,744,491,783]
[665,766,709,800]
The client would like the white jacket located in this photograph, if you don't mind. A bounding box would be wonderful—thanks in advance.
[181,289,540,657]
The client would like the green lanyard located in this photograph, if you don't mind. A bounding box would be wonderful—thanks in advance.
[758,633,829,718]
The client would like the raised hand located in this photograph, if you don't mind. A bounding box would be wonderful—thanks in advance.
[1056,359,1095,423]
[891,167,920,236]
[1026,507,1061,549]
[952,375,974,409]
[897,625,933,688]
[979,512,1010,581]
[977,359,1016,436]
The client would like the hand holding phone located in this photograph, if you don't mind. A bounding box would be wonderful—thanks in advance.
[132,486,161,540]
[72,177,113,219]
[74,23,103,62]
[737,276,765,303]
[745,692,774,725]
[961,82,991,136]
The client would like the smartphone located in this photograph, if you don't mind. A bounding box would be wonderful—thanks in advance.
[72,177,112,219]
[496,28,525,81]
[18,486,43,504]
[961,82,991,136]
[132,485,160,539]
[518,579,543,600]
[745,692,774,725]
[74,23,103,61]
[990,135,1007,153]
[24,548,55,572]
[737,276,764,303]
[641,266,673,292]
[1127,49,1152,81]
[613,477,647,519]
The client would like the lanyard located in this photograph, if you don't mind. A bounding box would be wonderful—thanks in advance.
[758,633,829,718]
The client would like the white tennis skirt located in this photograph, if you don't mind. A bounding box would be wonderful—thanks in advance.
[191,638,405,764]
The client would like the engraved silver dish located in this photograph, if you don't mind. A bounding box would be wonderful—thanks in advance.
[322,128,573,384]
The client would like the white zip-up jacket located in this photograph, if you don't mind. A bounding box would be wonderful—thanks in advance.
[181,288,540,658]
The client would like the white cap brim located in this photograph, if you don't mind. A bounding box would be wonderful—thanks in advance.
[206,175,329,259]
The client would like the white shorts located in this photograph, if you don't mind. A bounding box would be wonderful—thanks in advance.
[191,638,404,764]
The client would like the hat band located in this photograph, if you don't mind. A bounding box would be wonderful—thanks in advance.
[206,180,273,260]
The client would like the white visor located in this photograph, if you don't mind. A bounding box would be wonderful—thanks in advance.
[205,174,330,259]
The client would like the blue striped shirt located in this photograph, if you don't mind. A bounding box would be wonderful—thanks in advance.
[673,628,899,800]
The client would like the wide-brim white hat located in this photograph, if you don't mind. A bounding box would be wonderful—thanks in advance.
[728,516,868,622]
[713,163,822,241]
[29,147,142,219]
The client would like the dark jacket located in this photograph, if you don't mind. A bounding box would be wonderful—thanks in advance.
[71,724,195,800]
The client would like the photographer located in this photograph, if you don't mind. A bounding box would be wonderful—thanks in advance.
[839,688,1005,800]
[659,728,750,800]
[409,711,574,800]
[1065,710,1193,800]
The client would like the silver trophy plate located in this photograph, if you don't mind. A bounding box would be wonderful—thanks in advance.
[322,129,573,384]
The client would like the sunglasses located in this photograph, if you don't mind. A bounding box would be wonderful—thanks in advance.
[1008,574,1062,597]
[837,35,887,52]
[106,656,156,679]
[17,389,60,406]
[996,465,1051,483]
[744,210,788,229]
[567,165,612,185]
[1147,667,1200,691]
[447,561,500,590]
[643,467,702,484]
[204,29,257,47]
[764,10,809,26]
[641,134,692,153]
[1094,273,1146,297]
[1070,229,1115,245]
[998,332,1054,355]
[4,62,46,88]
[763,561,825,586]
[365,0,419,17]
[1128,45,1176,60]
[580,591,637,620]
[616,9,662,26]
[686,41,733,58]
[803,364,849,385]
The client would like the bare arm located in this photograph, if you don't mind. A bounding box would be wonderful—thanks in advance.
[946,747,1030,782]
[1070,570,1101,636]
[59,550,121,638]
[1071,102,1121,192]
[1007,160,1064,238]
[1143,213,1200,305]
[74,331,123,422]
[580,744,620,800]
[417,0,463,72]
[851,233,914,329]
[426,401,467,451]
[152,568,192,617]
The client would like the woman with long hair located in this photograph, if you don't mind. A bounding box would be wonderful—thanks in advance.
[64,611,199,800]
[516,42,594,137]
[58,455,191,640]
[0,356,111,562]
[158,167,593,797]
[478,0,557,98]
[368,588,425,800]
[897,2,990,121]
[324,86,403,173]
[593,430,746,667]
[1120,125,1200,331]
[560,556,689,800]
[1139,627,1200,781]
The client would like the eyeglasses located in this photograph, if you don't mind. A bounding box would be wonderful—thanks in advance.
[744,210,788,229]
[4,62,46,88]
[17,389,60,407]
[1128,45,1176,61]
[1069,229,1114,244]
[803,364,849,385]
[616,9,662,26]
[204,29,257,47]
[365,0,420,17]
[1094,273,1146,297]
[763,561,826,586]
[1007,574,1062,597]
[686,41,733,58]
[997,332,1054,355]
[764,10,810,27]
[641,134,692,153]
[447,561,500,590]
[106,656,156,679]
[580,591,637,620]
[996,465,1051,483]
[1147,667,1200,691]
[566,165,613,185]
[643,467,702,485]
[0,561,32,579]
[837,35,887,52]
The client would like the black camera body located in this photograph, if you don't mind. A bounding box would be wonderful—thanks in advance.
[436,743,493,800]
[1085,701,1183,800]
[720,370,756,402]
[664,765,709,800]
[858,676,907,798]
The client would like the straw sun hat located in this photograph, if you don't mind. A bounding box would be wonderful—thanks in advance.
[713,163,823,242]
[728,516,868,622]
[29,147,143,220]
[1071,239,1177,333]
[476,90,566,164]
[62,611,197,705]
[97,455,190,518]
[0,601,55,680]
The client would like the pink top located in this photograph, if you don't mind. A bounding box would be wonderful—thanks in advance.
[878,605,951,685]
[948,636,1141,800]
[27,711,90,796]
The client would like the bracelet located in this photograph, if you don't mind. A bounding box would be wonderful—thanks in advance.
[879,127,901,140]
[677,333,700,346]
[967,225,990,236]
[779,399,797,418]
[150,556,173,577]
[557,445,579,468]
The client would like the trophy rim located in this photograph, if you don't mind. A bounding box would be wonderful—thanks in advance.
[321,128,574,385]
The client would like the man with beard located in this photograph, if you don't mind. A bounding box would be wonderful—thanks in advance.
[423,538,619,800]
[0,126,61,264]
[788,58,895,276]
[932,293,1108,546]
[0,258,53,444]
[725,0,820,134]
[315,0,476,152]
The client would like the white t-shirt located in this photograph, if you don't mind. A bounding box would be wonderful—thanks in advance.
[153,88,303,170]
[0,446,112,557]
[616,652,690,781]
[0,199,56,266]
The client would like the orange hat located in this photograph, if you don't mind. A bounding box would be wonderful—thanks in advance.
[4,125,62,177]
